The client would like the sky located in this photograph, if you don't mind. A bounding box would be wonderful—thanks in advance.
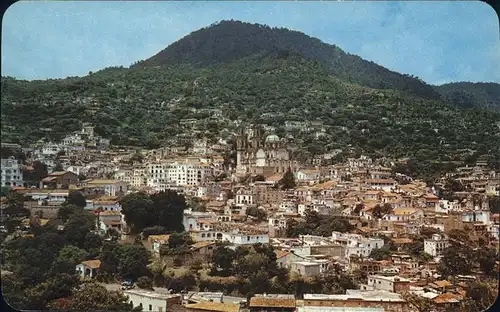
[2,1,499,85]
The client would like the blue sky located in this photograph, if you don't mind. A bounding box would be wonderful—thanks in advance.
[2,1,499,85]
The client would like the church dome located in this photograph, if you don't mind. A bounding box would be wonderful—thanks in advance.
[265,134,280,142]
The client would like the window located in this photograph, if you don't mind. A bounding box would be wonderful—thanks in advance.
[149,304,152,311]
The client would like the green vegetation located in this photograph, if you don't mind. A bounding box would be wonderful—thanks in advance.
[435,82,500,111]
[206,242,357,299]
[119,190,186,234]
[2,21,499,183]
[286,210,354,237]
[138,20,441,100]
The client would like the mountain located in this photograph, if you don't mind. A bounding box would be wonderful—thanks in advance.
[135,20,442,100]
[434,82,500,112]
[2,21,499,179]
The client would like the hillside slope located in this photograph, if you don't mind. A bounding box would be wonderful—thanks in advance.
[135,20,441,100]
[2,52,499,169]
[434,82,500,112]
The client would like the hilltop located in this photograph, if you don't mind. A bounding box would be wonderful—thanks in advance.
[135,20,441,100]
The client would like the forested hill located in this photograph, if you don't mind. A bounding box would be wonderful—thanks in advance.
[2,51,500,173]
[135,20,441,100]
[434,82,500,112]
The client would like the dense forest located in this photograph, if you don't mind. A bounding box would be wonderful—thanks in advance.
[434,82,500,111]
[1,20,499,173]
[136,20,441,100]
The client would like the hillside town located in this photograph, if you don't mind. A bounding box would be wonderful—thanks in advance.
[1,123,499,312]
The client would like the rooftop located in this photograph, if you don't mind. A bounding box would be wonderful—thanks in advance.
[184,302,240,312]
[304,290,405,302]
[80,259,101,269]
[123,289,181,300]
[249,294,296,308]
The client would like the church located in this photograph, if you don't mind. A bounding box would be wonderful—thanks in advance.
[235,125,299,175]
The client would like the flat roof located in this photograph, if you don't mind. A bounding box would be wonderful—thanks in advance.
[304,290,405,302]
[124,289,181,300]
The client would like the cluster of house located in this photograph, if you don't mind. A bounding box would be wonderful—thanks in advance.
[2,123,500,312]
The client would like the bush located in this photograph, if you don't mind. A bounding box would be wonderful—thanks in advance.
[136,276,153,289]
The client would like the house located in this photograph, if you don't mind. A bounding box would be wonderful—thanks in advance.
[275,250,306,269]
[83,179,128,197]
[75,259,101,278]
[190,241,216,261]
[1,157,24,188]
[95,211,122,235]
[184,302,240,312]
[384,208,424,222]
[148,234,171,256]
[248,294,296,312]
[295,169,321,184]
[424,234,449,257]
[290,261,321,277]
[92,196,122,211]
[301,290,407,312]
[363,275,411,294]
[41,171,79,189]
[365,179,396,192]
[124,289,182,312]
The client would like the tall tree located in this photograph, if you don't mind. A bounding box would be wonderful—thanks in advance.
[66,191,87,208]
[278,169,296,190]
[120,192,155,234]
[47,282,139,311]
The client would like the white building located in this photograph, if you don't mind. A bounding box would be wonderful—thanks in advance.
[124,289,181,312]
[462,210,490,224]
[295,169,321,184]
[435,200,461,214]
[363,275,411,293]
[40,143,61,156]
[331,231,384,260]
[235,191,255,206]
[61,133,85,146]
[1,157,24,187]
[424,234,449,257]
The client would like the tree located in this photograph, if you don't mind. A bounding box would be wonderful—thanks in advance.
[401,292,434,312]
[57,204,81,222]
[66,191,87,208]
[168,232,194,250]
[141,226,168,238]
[438,245,473,277]
[278,169,296,190]
[352,203,364,215]
[477,248,497,276]
[47,282,138,311]
[62,209,96,249]
[211,245,236,276]
[120,191,186,234]
[53,162,64,172]
[136,276,154,290]
[246,206,267,221]
[369,247,392,261]
[488,196,500,214]
[371,203,393,219]
[112,244,151,280]
[462,280,497,312]
[150,190,186,232]
[120,192,155,234]
[51,245,88,275]
[4,191,28,218]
